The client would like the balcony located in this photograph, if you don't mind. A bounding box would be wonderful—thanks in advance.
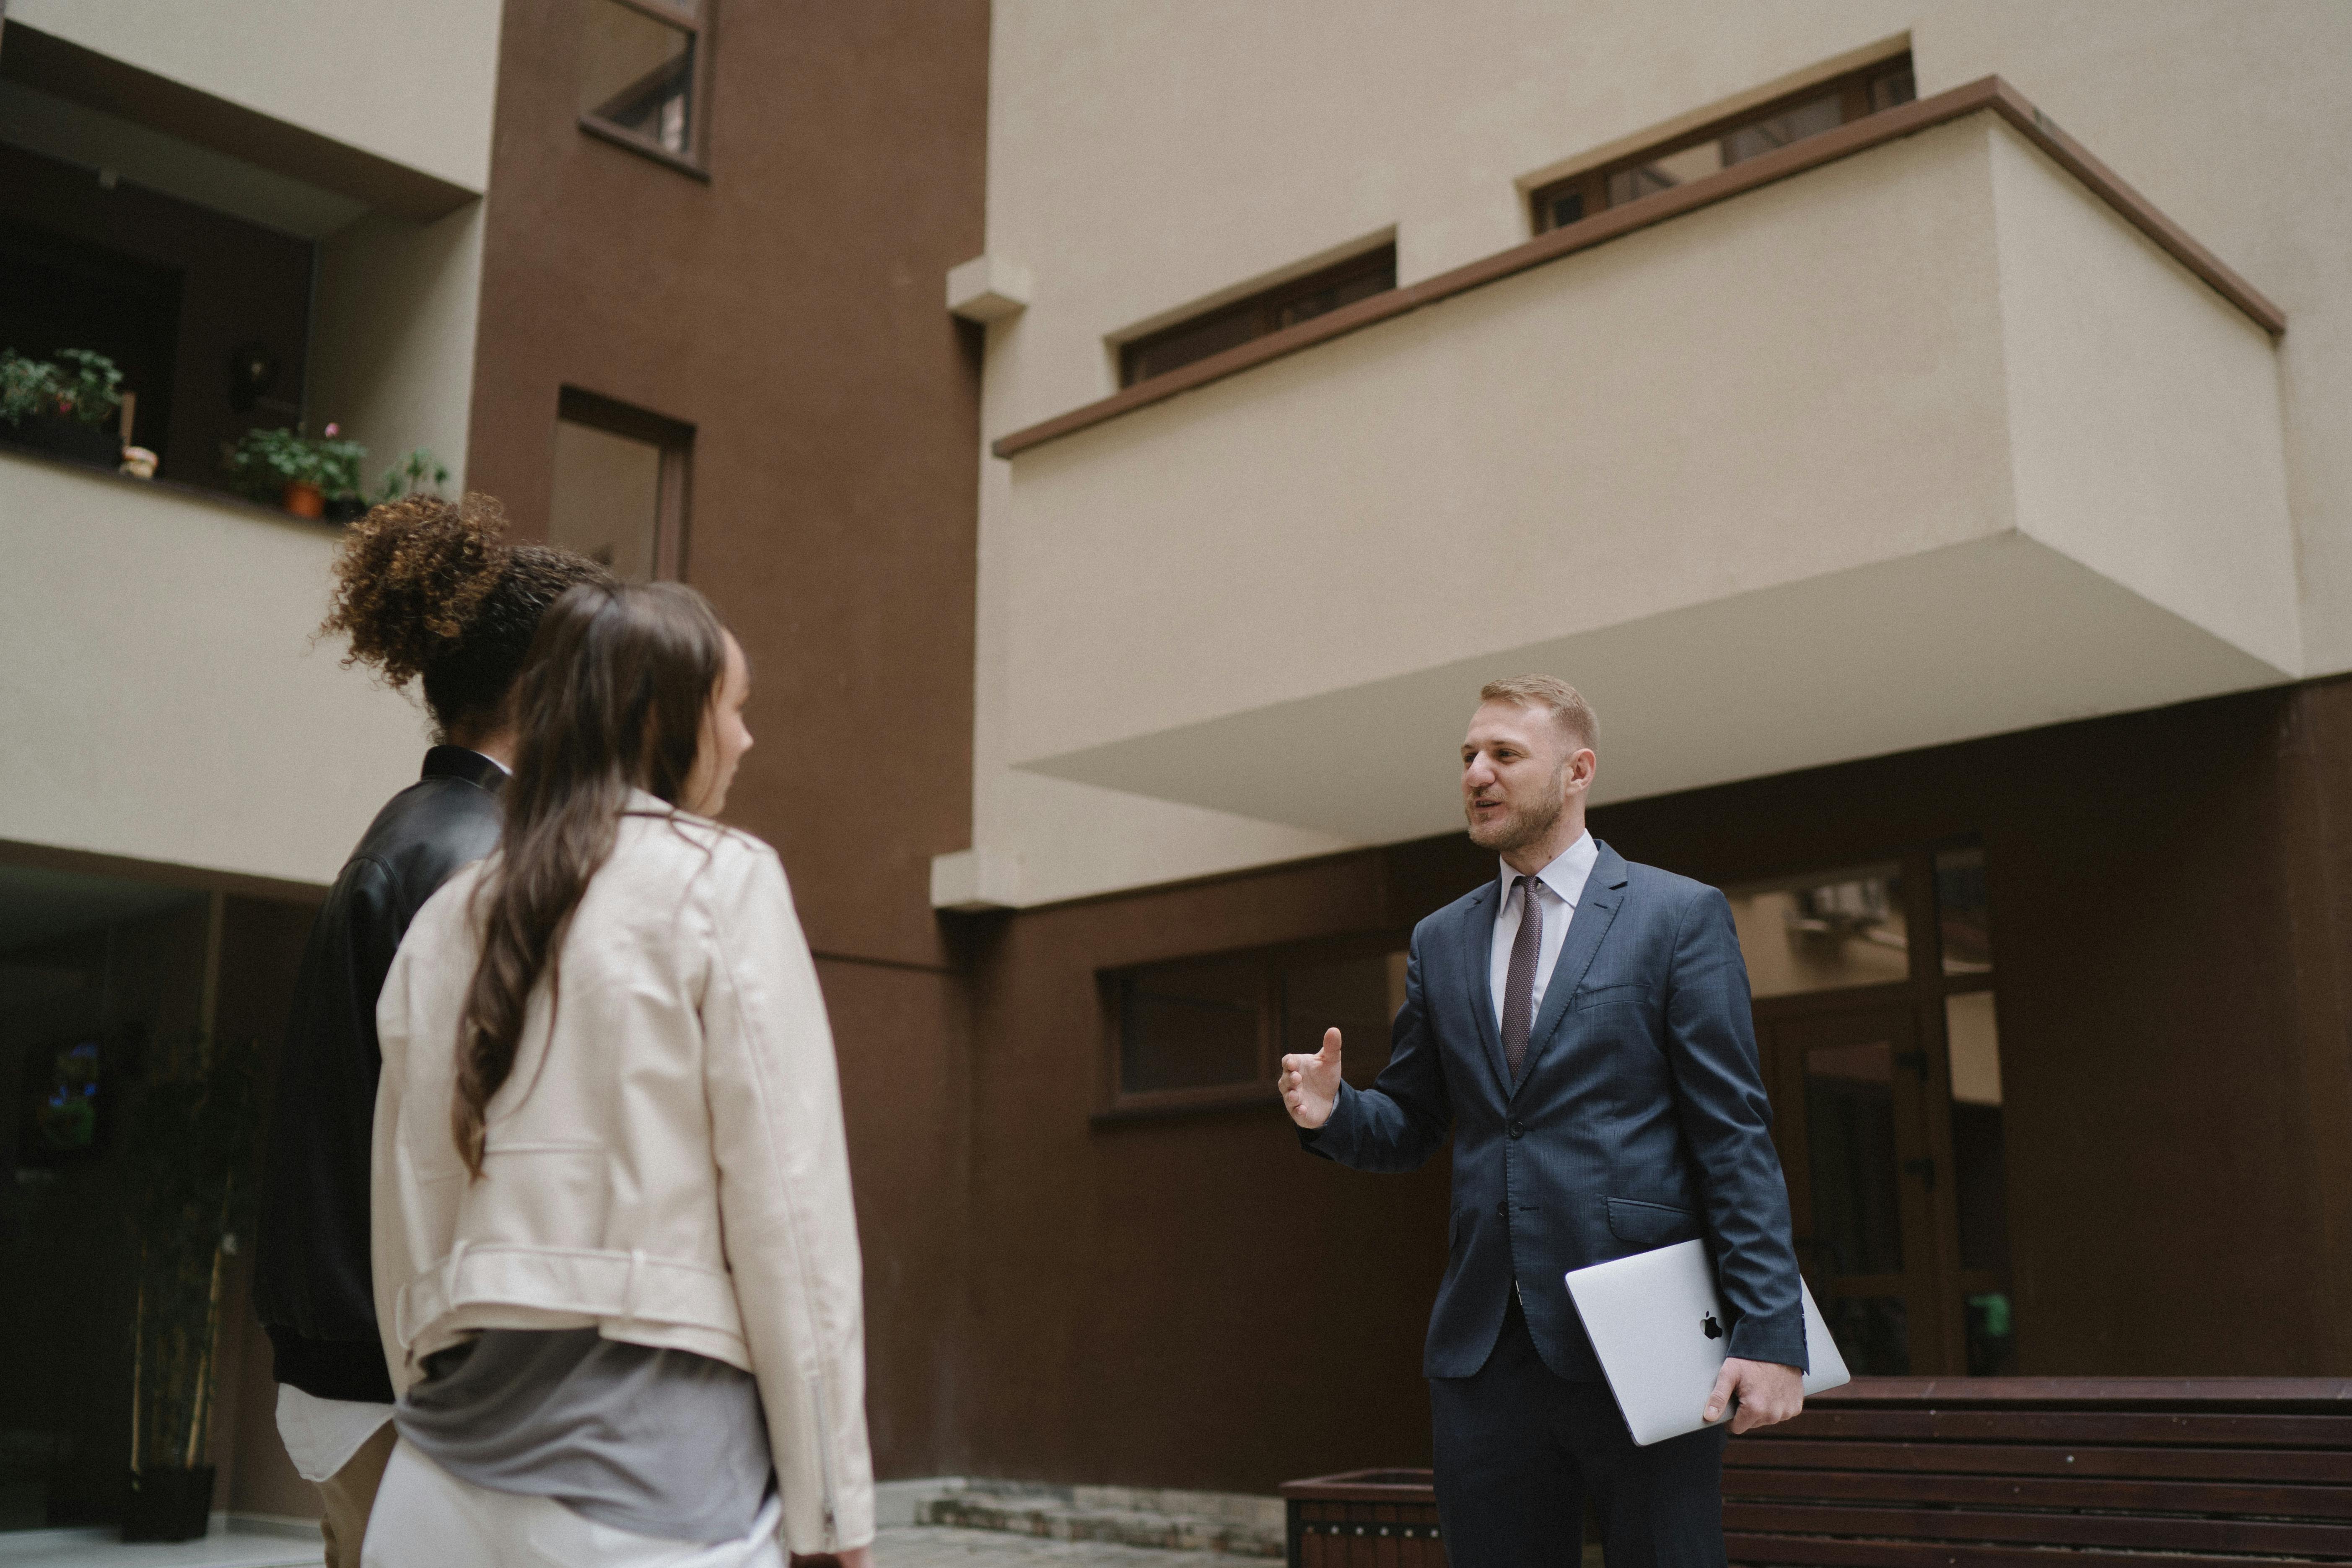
[0,7,489,886]
[969,83,2297,904]
[0,449,427,886]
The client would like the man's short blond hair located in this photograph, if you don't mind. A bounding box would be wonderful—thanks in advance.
[1479,674,1597,752]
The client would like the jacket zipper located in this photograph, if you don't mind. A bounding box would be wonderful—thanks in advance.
[814,1366,840,1545]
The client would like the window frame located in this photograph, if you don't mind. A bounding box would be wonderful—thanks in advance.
[552,386,693,581]
[1095,930,1406,1122]
[1529,54,1914,236]
[576,0,716,181]
[1117,244,1398,390]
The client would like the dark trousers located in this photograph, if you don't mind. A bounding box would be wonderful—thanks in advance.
[1430,1295,1728,1568]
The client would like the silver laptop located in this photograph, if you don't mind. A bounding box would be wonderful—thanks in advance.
[1564,1239,1851,1446]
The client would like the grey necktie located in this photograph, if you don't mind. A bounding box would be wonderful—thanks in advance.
[1503,874,1542,1079]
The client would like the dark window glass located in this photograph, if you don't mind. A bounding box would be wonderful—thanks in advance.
[1869,64,1918,114]
[1720,91,1844,165]
[551,389,693,583]
[1935,846,1991,974]
[1803,1039,1903,1275]
[581,0,697,158]
[1120,246,1396,388]
[1532,53,1914,235]
[1272,265,1390,331]
[1823,1296,1909,1376]
[1280,950,1404,1087]
[552,418,662,581]
[1123,306,1262,386]
[1726,863,1910,998]
[1118,956,1263,1094]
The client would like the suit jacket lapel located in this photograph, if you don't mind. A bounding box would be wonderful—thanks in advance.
[1513,841,1631,1097]
[1455,881,1512,1098]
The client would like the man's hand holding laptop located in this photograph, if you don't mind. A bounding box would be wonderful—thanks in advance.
[1704,1356,1804,1433]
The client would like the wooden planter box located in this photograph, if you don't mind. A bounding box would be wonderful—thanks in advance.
[1279,1470,1444,1568]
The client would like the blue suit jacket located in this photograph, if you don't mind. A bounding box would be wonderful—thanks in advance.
[1304,840,1807,1380]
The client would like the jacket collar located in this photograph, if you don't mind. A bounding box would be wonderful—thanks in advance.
[422,746,507,795]
[1460,880,1507,1089]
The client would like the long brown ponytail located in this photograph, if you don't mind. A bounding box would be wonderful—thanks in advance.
[451,581,729,1176]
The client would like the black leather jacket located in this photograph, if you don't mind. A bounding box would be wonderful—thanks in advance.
[253,746,505,1401]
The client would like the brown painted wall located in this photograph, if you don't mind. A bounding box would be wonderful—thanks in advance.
[954,678,2352,1490]
[464,0,989,1477]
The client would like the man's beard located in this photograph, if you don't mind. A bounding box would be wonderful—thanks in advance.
[1466,784,1564,853]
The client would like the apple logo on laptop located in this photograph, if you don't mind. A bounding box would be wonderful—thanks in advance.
[1702,1314,1723,1340]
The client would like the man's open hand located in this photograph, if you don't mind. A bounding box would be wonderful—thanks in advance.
[1704,1357,1804,1433]
[1278,1028,1343,1128]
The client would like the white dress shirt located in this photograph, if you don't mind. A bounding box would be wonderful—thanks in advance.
[1488,832,1600,1030]
[275,1384,392,1482]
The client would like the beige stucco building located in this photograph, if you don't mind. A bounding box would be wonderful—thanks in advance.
[950,3,2346,908]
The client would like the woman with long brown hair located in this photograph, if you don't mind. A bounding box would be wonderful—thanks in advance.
[362,583,873,1567]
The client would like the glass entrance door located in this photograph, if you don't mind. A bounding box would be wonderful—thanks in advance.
[1761,1001,1936,1373]
[1726,847,2013,1376]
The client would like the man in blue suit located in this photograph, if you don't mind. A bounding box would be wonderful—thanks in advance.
[1282,675,1806,1568]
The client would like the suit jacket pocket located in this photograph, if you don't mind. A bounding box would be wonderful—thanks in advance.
[1571,982,1653,1011]
[1604,1195,1699,1247]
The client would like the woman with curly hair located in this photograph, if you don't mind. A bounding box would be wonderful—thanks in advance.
[252,496,609,1568]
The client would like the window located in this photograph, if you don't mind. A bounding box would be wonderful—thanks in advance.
[550,389,691,582]
[1725,862,1914,1000]
[1119,245,1396,389]
[1530,55,1915,234]
[578,0,712,172]
[1107,938,1405,1112]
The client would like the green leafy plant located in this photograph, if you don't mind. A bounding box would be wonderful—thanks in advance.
[122,1030,260,1479]
[375,447,451,504]
[1,348,125,428]
[220,422,366,502]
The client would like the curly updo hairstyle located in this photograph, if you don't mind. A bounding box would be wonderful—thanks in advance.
[319,493,613,743]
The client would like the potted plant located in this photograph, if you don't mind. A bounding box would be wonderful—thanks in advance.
[119,1030,259,1542]
[1,348,125,467]
[220,422,366,518]
[378,447,451,504]
[325,446,452,522]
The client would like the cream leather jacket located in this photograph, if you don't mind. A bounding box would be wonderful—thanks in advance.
[372,797,873,1552]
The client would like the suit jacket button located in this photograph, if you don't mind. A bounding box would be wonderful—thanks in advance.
[1507,1120,1526,1139]
[1496,1202,1509,1219]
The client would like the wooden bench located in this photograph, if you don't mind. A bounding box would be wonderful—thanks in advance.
[1285,1379,2352,1568]
[1728,1377,2352,1566]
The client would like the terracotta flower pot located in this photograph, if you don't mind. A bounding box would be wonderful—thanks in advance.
[282,480,325,518]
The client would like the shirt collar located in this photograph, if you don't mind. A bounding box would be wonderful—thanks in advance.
[1499,831,1598,910]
